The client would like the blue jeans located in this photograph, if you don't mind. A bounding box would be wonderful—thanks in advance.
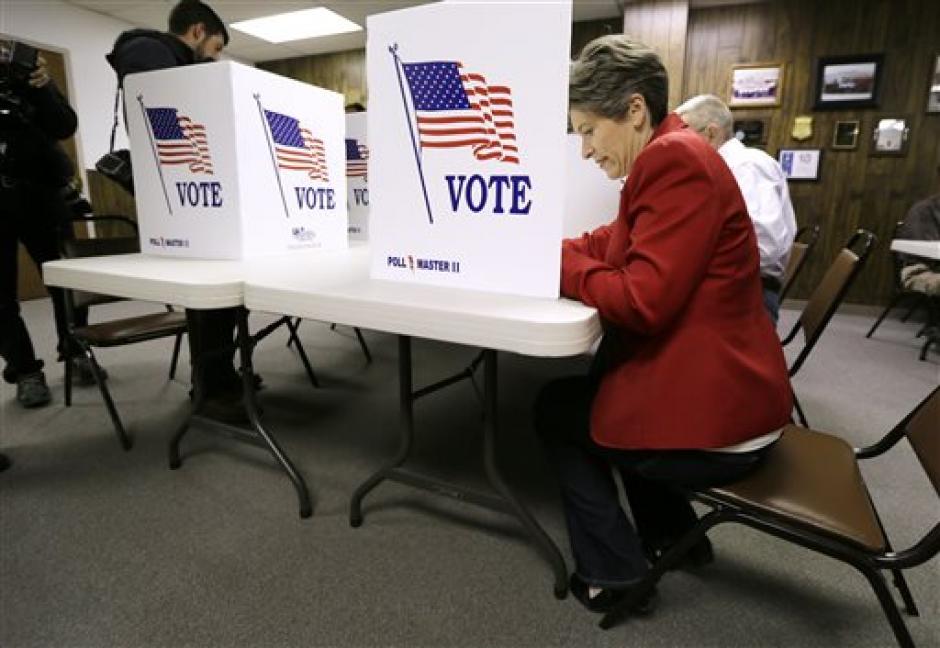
[763,286,780,325]
[535,375,769,587]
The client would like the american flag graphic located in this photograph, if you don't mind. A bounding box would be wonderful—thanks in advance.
[345,138,369,179]
[263,109,329,182]
[145,107,213,174]
[402,61,519,164]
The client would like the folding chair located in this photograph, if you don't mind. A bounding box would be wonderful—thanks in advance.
[866,222,931,339]
[600,386,940,648]
[60,216,187,450]
[781,229,877,426]
[779,224,820,302]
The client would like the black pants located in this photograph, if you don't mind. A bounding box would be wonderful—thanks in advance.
[535,375,770,587]
[0,181,85,382]
[185,308,241,399]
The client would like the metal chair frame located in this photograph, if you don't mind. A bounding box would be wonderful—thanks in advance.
[779,223,821,302]
[599,386,940,648]
[59,215,186,450]
[781,229,877,426]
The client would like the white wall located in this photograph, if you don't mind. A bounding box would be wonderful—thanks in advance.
[0,0,136,173]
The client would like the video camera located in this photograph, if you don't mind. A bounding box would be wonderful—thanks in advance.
[0,39,39,87]
[0,40,39,119]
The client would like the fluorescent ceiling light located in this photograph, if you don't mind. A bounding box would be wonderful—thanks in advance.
[230,7,362,43]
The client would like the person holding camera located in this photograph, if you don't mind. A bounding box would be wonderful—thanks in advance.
[106,1,252,423]
[0,43,94,408]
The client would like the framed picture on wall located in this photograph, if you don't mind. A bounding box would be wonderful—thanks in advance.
[870,117,910,156]
[927,53,940,114]
[729,63,784,108]
[831,120,860,150]
[732,119,769,146]
[778,148,822,181]
[814,54,883,109]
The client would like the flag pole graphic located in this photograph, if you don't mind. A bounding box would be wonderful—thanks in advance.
[137,94,173,215]
[389,44,434,225]
[254,93,291,219]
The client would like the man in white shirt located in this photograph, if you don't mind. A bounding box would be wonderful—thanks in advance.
[676,94,797,323]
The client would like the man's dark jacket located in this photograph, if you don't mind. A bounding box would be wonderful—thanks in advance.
[899,195,940,270]
[106,29,195,85]
[0,82,77,186]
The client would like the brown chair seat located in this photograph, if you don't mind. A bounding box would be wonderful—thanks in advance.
[709,425,886,552]
[74,311,187,347]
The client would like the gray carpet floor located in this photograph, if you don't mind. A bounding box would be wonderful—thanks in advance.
[1,297,938,648]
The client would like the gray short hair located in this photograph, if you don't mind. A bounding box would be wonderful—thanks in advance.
[674,94,733,142]
[569,35,669,126]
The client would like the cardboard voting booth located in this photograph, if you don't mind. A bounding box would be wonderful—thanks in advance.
[366,1,572,298]
[563,134,623,239]
[124,61,347,259]
[345,112,369,240]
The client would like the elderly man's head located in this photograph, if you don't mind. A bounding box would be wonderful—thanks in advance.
[675,94,734,149]
[568,35,669,179]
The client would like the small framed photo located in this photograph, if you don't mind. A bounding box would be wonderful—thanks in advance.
[778,148,822,181]
[831,120,860,150]
[814,54,883,109]
[732,119,769,146]
[927,53,940,114]
[729,63,784,108]
[870,117,910,156]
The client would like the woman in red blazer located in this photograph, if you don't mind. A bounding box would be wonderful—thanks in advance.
[537,35,792,614]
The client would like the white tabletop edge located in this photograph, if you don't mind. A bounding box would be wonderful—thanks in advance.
[244,283,601,358]
[889,239,940,260]
[43,255,245,309]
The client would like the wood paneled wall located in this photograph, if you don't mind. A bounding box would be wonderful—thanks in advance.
[683,0,940,305]
[259,49,367,106]
[623,0,690,109]
[571,18,624,57]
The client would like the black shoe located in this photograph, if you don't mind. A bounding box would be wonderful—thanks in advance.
[72,356,107,386]
[16,371,52,408]
[0,453,11,472]
[643,536,714,570]
[569,574,657,615]
[196,395,250,426]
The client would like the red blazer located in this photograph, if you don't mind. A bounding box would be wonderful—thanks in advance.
[562,114,792,450]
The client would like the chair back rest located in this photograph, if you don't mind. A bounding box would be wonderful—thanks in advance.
[779,224,820,301]
[785,230,876,375]
[800,248,859,344]
[60,216,140,309]
[906,387,940,498]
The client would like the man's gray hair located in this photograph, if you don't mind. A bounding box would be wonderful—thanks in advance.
[569,35,669,126]
[674,94,733,143]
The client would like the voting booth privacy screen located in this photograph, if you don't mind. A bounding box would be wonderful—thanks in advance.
[125,61,347,259]
[345,112,369,240]
[366,1,572,298]
[563,134,623,239]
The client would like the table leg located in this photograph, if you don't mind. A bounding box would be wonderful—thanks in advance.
[480,350,568,599]
[349,335,414,526]
[235,309,313,518]
[349,337,568,598]
[169,308,204,469]
[168,308,312,519]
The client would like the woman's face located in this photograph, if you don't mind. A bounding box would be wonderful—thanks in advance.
[570,95,652,180]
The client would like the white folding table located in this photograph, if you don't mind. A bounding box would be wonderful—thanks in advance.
[244,245,601,597]
[43,253,319,516]
[889,239,940,260]
[45,246,602,596]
